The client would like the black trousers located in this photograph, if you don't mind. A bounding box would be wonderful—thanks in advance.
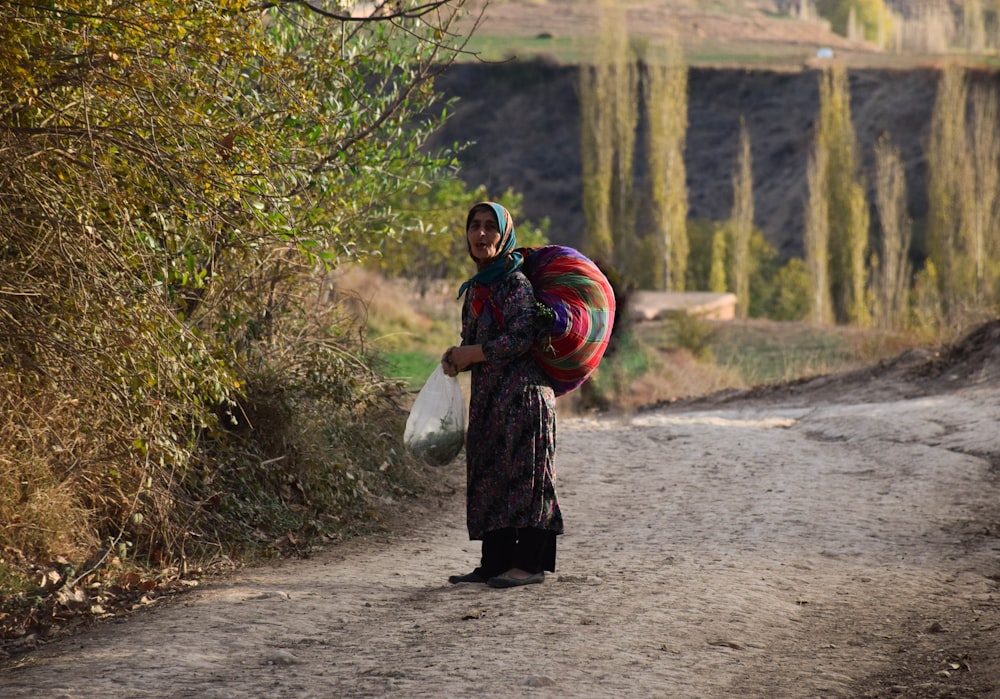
[476,527,557,578]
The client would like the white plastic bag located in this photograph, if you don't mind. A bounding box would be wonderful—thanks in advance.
[404,364,467,466]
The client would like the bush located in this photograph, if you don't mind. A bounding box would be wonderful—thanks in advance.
[756,257,812,321]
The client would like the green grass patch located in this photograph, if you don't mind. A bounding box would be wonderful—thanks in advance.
[590,331,652,392]
[381,350,440,391]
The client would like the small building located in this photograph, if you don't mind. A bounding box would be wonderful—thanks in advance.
[629,291,738,321]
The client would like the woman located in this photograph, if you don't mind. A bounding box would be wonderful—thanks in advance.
[442,201,562,589]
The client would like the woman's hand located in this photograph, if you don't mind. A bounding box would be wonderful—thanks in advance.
[441,348,459,377]
[442,345,486,376]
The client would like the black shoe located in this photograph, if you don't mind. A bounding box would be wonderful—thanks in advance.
[486,572,545,589]
[448,571,487,584]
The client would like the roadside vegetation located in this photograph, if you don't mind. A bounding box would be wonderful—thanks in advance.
[0,0,481,648]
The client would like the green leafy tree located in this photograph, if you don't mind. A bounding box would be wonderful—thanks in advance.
[926,64,973,322]
[805,139,834,324]
[375,182,549,289]
[687,217,778,318]
[578,0,642,282]
[578,0,623,265]
[964,85,1000,309]
[709,228,729,293]
[762,258,812,321]
[810,65,870,325]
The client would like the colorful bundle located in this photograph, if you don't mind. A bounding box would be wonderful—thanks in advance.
[519,245,616,396]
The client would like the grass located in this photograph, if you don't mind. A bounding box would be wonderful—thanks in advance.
[381,350,441,391]
[461,34,823,69]
[587,315,921,410]
[332,266,463,392]
[707,320,863,385]
[464,34,1000,72]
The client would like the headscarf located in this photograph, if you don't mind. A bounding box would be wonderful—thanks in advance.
[456,201,524,300]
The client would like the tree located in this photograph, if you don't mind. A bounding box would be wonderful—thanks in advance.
[872,132,912,330]
[730,117,754,319]
[375,182,549,289]
[813,65,869,325]
[611,35,640,283]
[578,0,623,266]
[816,0,894,46]
[965,85,1000,308]
[805,137,835,324]
[644,37,689,290]
[709,228,729,293]
[926,64,969,321]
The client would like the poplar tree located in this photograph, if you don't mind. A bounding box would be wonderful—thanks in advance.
[965,85,1000,307]
[644,37,689,290]
[816,65,869,325]
[872,133,912,330]
[927,64,969,320]
[805,140,835,324]
[611,49,640,278]
[730,118,754,318]
[709,228,729,293]
[579,0,626,265]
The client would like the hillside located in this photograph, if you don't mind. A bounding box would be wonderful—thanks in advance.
[429,0,999,261]
[427,62,968,260]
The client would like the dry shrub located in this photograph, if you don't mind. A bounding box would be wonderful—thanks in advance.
[182,275,433,560]
[9,482,98,565]
[628,348,745,407]
[331,265,432,334]
[1,390,104,565]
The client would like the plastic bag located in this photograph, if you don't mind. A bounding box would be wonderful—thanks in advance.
[403,365,467,466]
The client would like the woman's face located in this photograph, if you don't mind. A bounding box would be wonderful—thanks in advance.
[467,208,502,263]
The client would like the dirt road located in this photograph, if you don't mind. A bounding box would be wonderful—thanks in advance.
[3,379,999,697]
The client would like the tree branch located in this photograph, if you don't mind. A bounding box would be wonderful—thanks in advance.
[249,0,456,22]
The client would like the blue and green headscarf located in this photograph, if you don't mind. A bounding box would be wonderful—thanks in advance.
[456,201,524,300]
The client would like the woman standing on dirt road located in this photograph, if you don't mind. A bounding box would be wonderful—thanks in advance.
[441,201,562,589]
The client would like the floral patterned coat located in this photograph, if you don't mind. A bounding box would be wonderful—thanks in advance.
[461,270,563,540]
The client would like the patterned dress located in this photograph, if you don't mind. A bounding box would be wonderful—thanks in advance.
[461,270,563,540]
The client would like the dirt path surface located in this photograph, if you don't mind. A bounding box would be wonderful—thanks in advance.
[3,361,1000,697]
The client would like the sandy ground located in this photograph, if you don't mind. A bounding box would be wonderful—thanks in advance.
[2,363,999,697]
